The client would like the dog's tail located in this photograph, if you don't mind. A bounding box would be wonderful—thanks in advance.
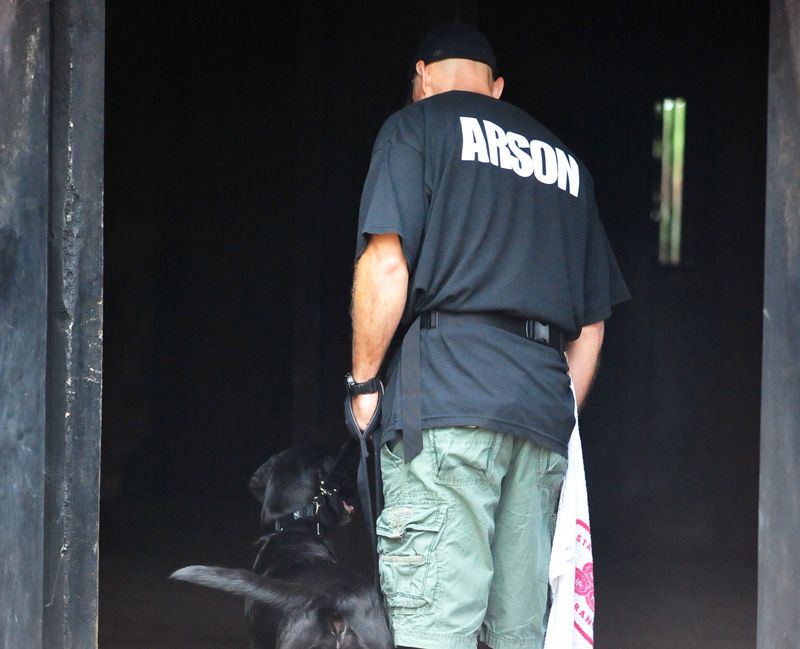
[170,565,324,610]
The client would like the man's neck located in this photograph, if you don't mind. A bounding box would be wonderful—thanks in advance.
[435,79,494,97]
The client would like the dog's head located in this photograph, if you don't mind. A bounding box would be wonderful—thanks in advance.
[248,445,356,530]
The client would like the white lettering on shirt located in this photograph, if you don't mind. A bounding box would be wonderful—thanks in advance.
[506,131,534,178]
[459,116,580,197]
[530,140,558,185]
[555,147,580,197]
[483,120,515,170]
[460,116,490,163]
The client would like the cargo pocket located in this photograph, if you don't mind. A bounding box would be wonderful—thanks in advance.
[376,501,448,613]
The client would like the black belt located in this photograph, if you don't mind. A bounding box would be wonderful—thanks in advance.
[420,310,567,352]
[399,310,567,464]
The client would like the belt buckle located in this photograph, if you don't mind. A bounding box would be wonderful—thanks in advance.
[534,321,550,346]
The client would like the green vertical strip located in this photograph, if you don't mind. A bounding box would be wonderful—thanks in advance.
[671,99,686,265]
[659,100,675,264]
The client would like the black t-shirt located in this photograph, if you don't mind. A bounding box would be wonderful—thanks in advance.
[355,90,630,457]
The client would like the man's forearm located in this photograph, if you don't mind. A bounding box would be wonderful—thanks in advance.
[351,234,408,381]
[565,320,605,410]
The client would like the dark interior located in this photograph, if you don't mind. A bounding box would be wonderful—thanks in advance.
[101,2,767,647]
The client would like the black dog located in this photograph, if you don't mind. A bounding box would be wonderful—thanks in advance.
[170,446,393,649]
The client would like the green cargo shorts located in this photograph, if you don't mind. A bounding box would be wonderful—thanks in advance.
[376,427,567,649]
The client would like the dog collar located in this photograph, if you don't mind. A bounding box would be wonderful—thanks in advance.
[272,503,320,533]
[267,440,361,536]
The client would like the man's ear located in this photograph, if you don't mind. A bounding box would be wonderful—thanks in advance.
[491,76,505,99]
[417,60,434,100]
[410,62,424,103]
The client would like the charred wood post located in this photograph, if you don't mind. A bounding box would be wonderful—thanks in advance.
[0,1,104,648]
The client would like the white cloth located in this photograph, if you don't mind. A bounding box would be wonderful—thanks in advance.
[543,386,595,648]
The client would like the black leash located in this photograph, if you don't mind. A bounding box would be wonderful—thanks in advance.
[319,437,360,501]
[343,383,384,583]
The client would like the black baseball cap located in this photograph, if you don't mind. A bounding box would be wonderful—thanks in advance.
[412,23,498,79]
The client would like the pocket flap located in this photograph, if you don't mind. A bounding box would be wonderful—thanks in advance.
[376,502,447,539]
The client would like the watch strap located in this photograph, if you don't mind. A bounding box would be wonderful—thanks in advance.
[346,373,381,395]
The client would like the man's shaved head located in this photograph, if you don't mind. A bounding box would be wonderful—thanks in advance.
[411,57,504,103]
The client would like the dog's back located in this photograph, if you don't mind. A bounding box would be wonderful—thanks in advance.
[174,533,392,649]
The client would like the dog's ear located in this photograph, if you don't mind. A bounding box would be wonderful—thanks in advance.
[248,471,266,503]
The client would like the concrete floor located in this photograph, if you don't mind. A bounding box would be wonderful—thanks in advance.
[99,499,756,649]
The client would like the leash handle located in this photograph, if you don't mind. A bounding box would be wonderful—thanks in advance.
[343,383,384,443]
[343,384,384,584]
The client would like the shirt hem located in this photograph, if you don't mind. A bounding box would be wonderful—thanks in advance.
[582,306,611,325]
[357,226,415,268]
[385,415,570,457]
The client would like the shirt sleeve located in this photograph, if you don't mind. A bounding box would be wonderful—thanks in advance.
[581,196,631,325]
[354,137,427,268]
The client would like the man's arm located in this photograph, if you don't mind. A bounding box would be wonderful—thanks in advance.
[350,233,408,429]
[565,320,605,410]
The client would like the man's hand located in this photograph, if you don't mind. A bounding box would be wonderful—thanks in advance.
[351,392,380,431]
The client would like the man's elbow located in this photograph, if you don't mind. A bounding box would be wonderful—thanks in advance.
[359,234,408,279]
[373,252,407,278]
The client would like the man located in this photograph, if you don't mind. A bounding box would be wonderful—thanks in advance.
[346,23,629,649]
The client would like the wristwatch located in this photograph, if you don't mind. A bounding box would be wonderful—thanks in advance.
[345,372,381,395]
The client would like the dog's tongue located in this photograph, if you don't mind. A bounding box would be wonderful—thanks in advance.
[342,500,355,514]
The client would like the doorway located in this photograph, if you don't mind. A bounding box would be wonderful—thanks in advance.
[101,2,767,647]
